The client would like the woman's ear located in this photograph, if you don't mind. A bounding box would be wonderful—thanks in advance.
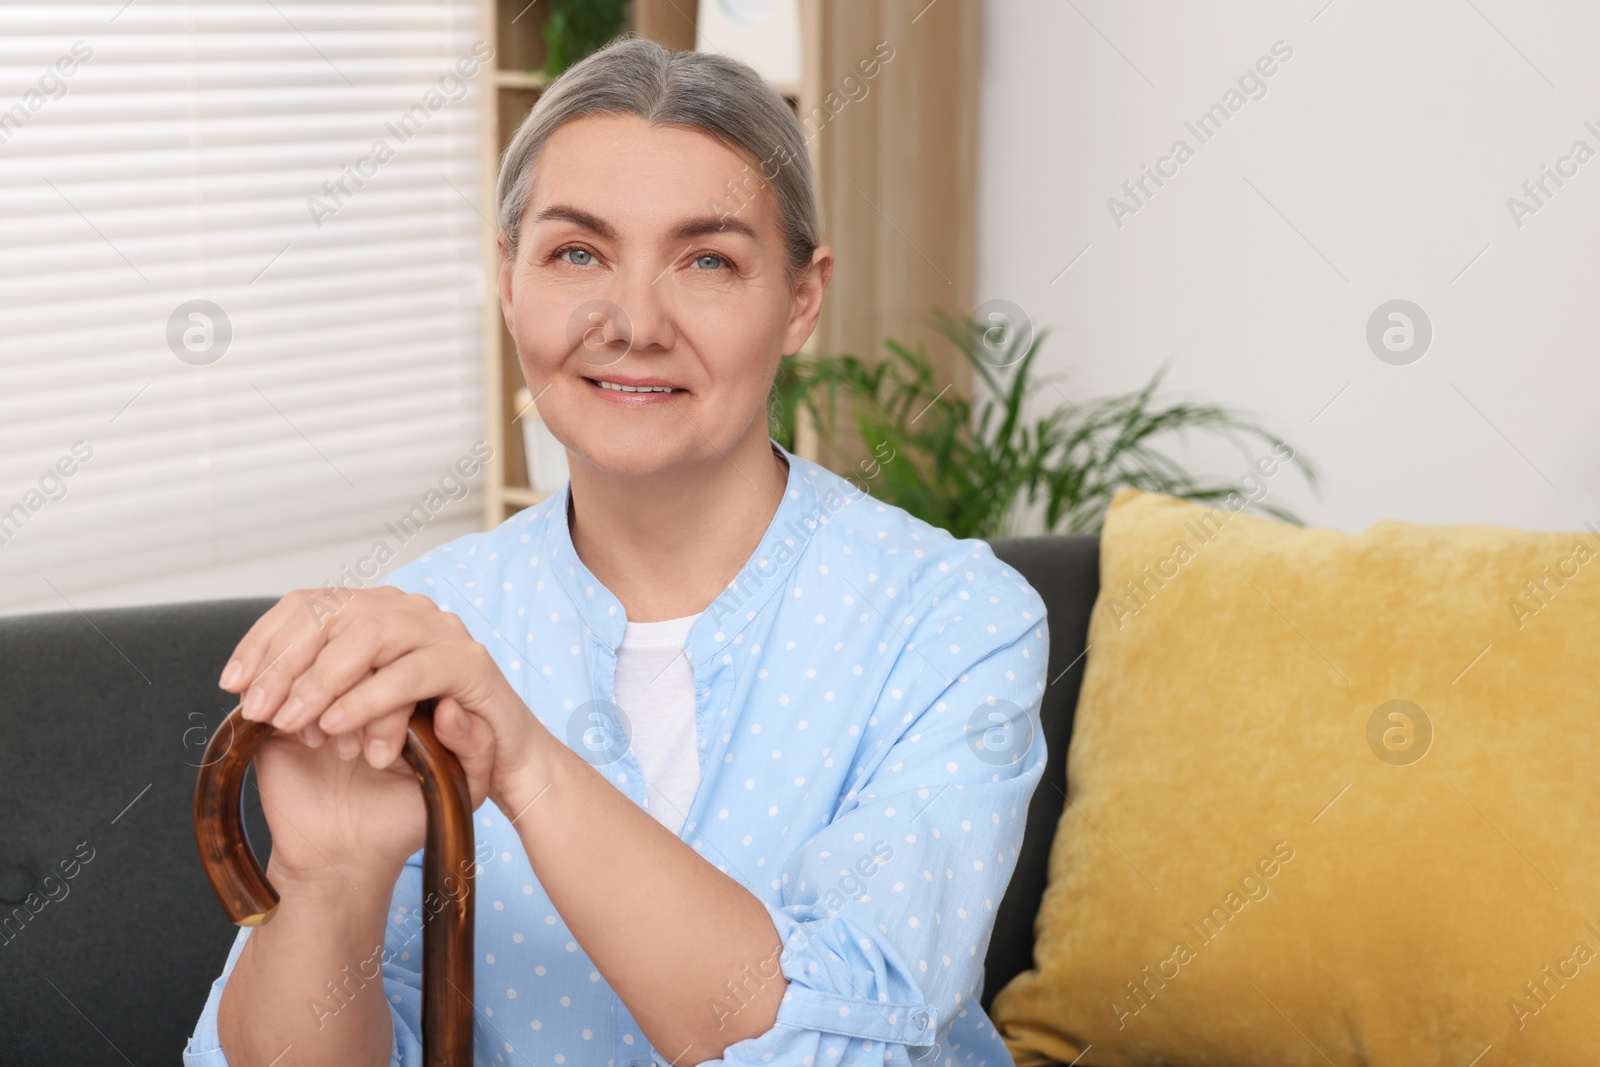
[782,245,833,356]
[497,231,516,324]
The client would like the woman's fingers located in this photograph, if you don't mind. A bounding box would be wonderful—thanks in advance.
[336,724,365,761]
[316,644,487,736]
[228,586,417,726]
[261,616,379,733]
[431,697,497,809]
[222,588,517,789]
[312,639,512,796]
[360,706,414,771]
[270,607,443,733]
[229,589,348,722]
[224,585,372,690]
[438,695,495,758]
[217,590,316,692]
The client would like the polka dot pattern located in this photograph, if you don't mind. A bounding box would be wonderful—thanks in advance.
[182,443,1048,1067]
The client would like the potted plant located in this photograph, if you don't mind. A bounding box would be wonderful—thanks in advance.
[769,309,1319,538]
[542,0,627,79]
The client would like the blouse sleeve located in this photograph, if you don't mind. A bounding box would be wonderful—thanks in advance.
[701,575,1050,1067]
[182,851,435,1067]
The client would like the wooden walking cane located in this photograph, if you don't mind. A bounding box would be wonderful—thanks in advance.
[193,696,475,1064]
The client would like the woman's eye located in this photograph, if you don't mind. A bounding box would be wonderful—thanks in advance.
[693,253,727,270]
[559,247,594,266]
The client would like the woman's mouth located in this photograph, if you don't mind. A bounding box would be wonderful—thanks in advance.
[583,376,684,403]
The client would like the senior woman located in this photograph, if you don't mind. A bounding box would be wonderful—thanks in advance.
[184,33,1049,1067]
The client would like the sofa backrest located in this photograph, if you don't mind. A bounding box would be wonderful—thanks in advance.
[981,534,1099,1011]
[0,597,278,1063]
[0,534,1098,1059]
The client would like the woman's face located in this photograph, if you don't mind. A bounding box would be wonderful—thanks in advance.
[498,112,831,478]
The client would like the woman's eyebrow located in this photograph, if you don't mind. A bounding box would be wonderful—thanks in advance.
[531,204,758,243]
[533,204,617,239]
[669,214,759,242]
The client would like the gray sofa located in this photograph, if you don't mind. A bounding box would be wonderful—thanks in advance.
[0,534,1098,1064]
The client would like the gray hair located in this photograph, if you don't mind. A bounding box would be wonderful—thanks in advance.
[495,33,821,288]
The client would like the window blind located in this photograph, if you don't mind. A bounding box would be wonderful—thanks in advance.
[0,1,490,612]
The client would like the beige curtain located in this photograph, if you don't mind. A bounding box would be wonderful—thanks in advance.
[796,0,980,467]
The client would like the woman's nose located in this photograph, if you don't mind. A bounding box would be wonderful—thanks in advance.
[570,299,634,368]
[608,260,680,357]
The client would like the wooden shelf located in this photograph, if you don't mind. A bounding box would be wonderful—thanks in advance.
[502,485,547,508]
[495,68,550,90]
[482,0,555,527]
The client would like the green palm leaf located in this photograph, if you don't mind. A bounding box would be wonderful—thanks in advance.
[770,308,1321,540]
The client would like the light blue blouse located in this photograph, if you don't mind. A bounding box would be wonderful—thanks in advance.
[184,439,1050,1067]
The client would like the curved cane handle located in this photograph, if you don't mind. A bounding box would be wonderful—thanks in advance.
[192,697,475,1065]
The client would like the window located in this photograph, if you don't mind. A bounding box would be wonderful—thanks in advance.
[0,2,491,614]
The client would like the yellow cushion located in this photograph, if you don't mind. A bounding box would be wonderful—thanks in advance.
[990,487,1600,1066]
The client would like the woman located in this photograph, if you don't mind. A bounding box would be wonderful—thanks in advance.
[185,33,1049,1067]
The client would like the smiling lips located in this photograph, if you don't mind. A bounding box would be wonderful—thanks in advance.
[595,380,674,393]
[583,375,683,403]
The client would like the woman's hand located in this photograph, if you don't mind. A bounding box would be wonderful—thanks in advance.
[245,708,485,885]
[217,586,541,880]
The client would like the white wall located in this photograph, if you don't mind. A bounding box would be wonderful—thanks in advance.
[977,0,1600,534]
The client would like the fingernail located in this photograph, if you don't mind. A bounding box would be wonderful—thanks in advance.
[337,733,360,760]
[242,686,265,720]
[303,723,325,748]
[321,706,346,731]
[276,696,304,729]
[367,738,391,767]
[219,659,242,689]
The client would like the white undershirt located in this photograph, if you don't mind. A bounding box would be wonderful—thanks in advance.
[613,612,702,835]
